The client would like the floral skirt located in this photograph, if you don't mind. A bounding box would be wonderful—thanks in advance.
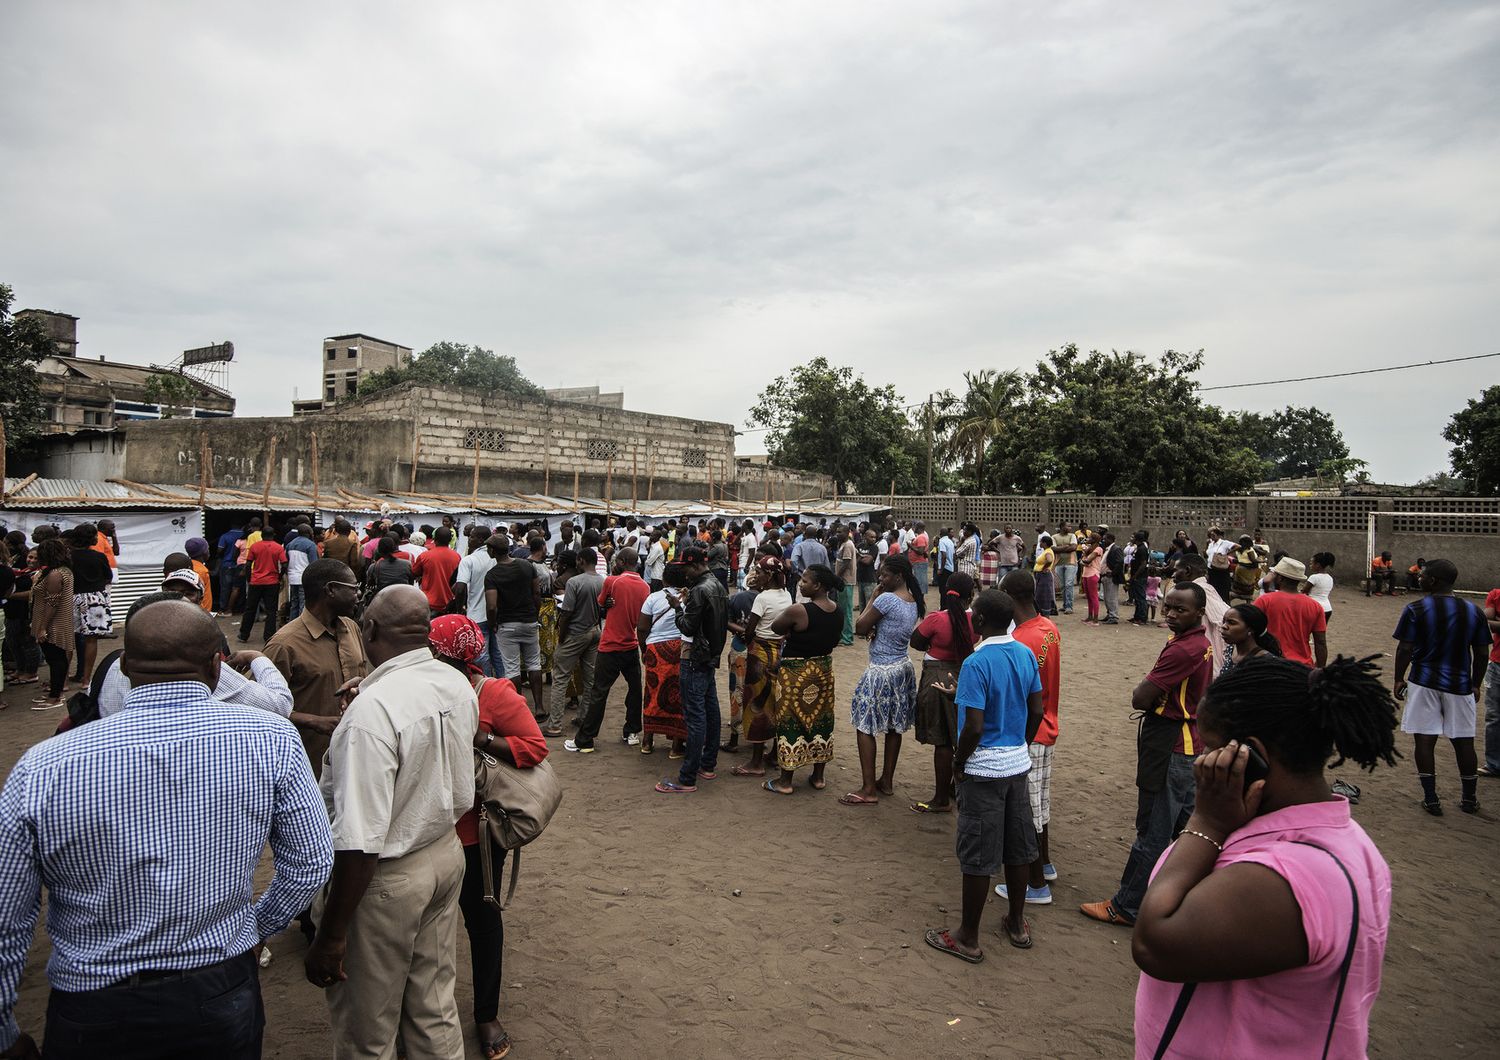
[73,591,112,637]
[741,638,783,743]
[774,655,835,770]
[850,657,917,736]
[537,596,558,671]
[642,639,687,740]
[727,644,747,724]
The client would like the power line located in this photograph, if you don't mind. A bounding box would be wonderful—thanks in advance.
[1198,351,1500,392]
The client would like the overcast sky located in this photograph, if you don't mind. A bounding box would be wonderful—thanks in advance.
[3,1,1496,483]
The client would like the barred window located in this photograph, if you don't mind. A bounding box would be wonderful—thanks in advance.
[464,427,506,452]
[682,446,707,467]
[587,438,619,461]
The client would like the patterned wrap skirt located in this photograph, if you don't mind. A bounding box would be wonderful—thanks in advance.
[642,638,687,740]
[727,641,747,723]
[73,591,113,637]
[537,596,558,672]
[774,655,835,770]
[914,659,961,747]
[740,638,783,742]
[850,657,917,736]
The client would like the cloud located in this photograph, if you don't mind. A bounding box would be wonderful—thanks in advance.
[3,0,1496,483]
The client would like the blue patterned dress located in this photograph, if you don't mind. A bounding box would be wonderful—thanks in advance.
[850,593,919,735]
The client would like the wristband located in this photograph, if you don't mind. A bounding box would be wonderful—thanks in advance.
[1179,829,1224,853]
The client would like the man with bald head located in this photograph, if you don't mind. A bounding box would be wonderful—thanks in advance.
[306,585,478,1060]
[0,599,332,1060]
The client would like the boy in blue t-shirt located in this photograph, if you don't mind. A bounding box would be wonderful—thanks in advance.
[924,588,1045,962]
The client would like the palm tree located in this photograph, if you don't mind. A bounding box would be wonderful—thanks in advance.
[944,369,1023,494]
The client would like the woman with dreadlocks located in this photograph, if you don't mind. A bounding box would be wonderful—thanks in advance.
[1131,654,1398,1059]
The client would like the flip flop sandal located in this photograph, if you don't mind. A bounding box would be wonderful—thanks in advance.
[762,780,794,795]
[730,765,765,777]
[640,743,654,755]
[481,1031,512,1060]
[838,792,878,806]
[654,779,697,794]
[923,928,983,964]
[1005,917,1034,950]
[911,801,952,814]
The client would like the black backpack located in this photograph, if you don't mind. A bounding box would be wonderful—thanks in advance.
[62,648,123,731]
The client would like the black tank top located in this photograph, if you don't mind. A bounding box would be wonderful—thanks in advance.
[782,601,842,658]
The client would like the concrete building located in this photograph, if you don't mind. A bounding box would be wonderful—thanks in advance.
[543,385,625,409]
[292,333,412,414]
[18,310,234,434]
[120,381,831,502]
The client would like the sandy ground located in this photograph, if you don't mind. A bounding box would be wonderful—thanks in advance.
[2,587,1497,1058]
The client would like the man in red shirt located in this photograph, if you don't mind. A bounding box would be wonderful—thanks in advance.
[238,531,288,644]
[1000,570,1062,905]
[565,547,649,753]
[1082,583,1214,927]
[411,526,461,617]
[1257,558,1328,668]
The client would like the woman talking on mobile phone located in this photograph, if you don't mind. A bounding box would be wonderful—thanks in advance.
[1131,654,1398,1059]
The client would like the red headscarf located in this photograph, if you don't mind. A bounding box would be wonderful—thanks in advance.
[429,614,486,673]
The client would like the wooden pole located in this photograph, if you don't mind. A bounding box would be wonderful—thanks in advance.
[0,413,8,503]
[309,430,320,517]
[261,435,279,525]
[646,447,656,502]
[708,459,715,506]
[543,427,552,496]
[471,438,481,518]
[572,469,580,526]
[605,457,613,521]
[197,433,209,509]
[632,450,639,513]
[409,432,421,493]
[889,478,896,521]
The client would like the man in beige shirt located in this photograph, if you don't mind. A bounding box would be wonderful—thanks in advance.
[305,585,478,1060]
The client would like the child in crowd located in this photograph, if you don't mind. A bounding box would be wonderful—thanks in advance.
[1146,573,1162,622]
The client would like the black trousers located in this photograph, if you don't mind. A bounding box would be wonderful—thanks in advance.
[459,841,505,1024]
[935,567,951,599]
[574,648,642,748]
[44,950,263,1060]
[40,642,70,698]
[238,583,280,643]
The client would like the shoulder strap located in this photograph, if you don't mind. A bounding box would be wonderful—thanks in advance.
[90,648,124,704]
[1288,840,1360,1060]
[1152,983,1197,1060]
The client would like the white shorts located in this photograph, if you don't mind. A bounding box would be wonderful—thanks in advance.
[1401,681,1477,739]
[1027,744,1054,829]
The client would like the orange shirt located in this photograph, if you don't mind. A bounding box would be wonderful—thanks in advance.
[91,536,117,569]
[191,559,214,612]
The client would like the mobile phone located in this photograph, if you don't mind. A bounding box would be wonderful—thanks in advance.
[1242,742,1270,794]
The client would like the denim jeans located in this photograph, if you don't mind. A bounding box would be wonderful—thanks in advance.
[1129,577,1149,622]
[217,567,237,612]
[1058,563,1076,612]
[857,580,875,610]
[838,584,855,646]
[287,584,305,620]
[1112,753,1197,920]
[678,660,722,786]
[999,564,1018,577]
[1485,660,1500,772]
[43,950,263,1060]
[912,562,929,597]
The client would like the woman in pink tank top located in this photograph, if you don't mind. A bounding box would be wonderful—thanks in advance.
[1131,654,1399,1059]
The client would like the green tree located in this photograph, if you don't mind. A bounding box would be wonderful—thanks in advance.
[1443,384,1500,495]
[747,357,920,494]
[1235,405,1354,479]
[0,284,52,453]
[942,369,1025,494]
[143,369,203,417]
[360,341,544,400]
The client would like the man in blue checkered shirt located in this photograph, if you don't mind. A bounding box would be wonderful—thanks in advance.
[0,599,333,1060]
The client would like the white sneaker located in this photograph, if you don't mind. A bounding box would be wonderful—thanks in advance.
[563,739,595,754]
[625,732,642,746]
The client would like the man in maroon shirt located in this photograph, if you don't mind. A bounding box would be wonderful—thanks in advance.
[1081,583,1214,927]
[565,547,649,753]
[411,526,461,617]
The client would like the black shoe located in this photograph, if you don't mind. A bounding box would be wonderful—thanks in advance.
[1460,799,1480,815]
[1423,798,1444,816]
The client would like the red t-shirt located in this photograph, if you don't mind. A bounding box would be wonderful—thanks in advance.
[908,532,930,565]
[598,572,650,652]
[457,678,549,846]
[1257,591,1328,667]
[246,539,287,586]
[1486,589,1500,664]
[914,609,975,663]
[1145,625,1214,755]
[411,546,461,611]
[1013,616,1061,746]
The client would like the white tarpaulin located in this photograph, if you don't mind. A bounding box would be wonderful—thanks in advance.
[0,509,205,570]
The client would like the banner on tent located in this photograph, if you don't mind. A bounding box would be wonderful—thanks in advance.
[0,509,204,569]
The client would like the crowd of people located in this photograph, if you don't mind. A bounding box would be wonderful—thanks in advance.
[0,507,1495,1058]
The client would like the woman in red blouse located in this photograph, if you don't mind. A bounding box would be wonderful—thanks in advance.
[430,614,548,1060]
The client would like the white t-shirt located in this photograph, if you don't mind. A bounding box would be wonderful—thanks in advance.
[645,542,667,582]
[751,588,794,640]
[640,589,683,644]
[400,543,425,564]
[455,549,497,625]
[1207,538,1236,568]
[738,534,757,570]
[1305,572,1334,612]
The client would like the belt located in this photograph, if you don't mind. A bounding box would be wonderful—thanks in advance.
[104,951,249,990]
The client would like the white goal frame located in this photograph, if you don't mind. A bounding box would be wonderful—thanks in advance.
[1365,511,1500,595]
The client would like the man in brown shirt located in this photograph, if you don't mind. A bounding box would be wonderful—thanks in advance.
[265,557,370,777]
[320,517,364,581]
